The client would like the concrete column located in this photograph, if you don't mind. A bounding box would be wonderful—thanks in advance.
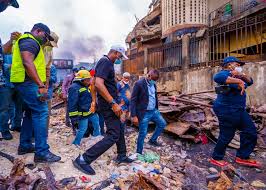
[181,34,190,94]
[182,34,190,70]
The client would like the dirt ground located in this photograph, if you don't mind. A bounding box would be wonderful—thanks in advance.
[0,107,266,189]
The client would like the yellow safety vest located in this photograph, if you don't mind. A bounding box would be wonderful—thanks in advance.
[10,33,46,83]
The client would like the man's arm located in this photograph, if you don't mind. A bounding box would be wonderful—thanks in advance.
[68,86,79,123]
[3,40,12,54]
[95,77,113,103]
[225,76,246,95]
[90,77,96,113]
[21,51,44,87]
[3,32,21,54]
[95,77,122,117]
[45,67,51,89]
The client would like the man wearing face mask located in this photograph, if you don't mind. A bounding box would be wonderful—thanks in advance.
[210,56,260,168]
[131,69,167,155]
[10,23,61,163]
[73,45,133,175]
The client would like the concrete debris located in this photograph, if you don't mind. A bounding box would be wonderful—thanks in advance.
[1,102,265,189]
[251,180,266,188]
[159,93,266,150]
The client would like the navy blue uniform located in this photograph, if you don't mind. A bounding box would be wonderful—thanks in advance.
[68,81,93,121]
[212,70,257,160]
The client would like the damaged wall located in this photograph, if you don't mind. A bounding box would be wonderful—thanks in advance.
[157,61,266,106]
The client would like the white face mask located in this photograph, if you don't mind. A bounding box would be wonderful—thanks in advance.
[235,66,243,73]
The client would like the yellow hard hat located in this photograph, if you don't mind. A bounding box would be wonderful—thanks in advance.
[75,70,91,80]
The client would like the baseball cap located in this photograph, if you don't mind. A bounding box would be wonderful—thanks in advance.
[223,56,245,67]
[33,23,54,41]
[49,32,59,47]
[110,45,128,60]
[10,0,19,8]
[123,72,130,77]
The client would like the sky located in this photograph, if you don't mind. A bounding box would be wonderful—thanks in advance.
[0,0,151,62]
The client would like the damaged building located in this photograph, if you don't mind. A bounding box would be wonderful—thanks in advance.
[123,0,266,106]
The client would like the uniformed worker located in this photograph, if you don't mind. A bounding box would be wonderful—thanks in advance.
[210,56,260,168]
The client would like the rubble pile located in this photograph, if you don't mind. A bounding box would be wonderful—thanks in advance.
[158,93,266,149]
[0,101,265,189]
[0,158,84,190]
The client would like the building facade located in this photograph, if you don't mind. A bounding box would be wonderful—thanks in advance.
[162,0,208,37]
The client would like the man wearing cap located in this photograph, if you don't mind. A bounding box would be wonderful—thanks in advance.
[210,56,259,168]
[10,23,61,163]
[68,70,100,146]
[73,45,133,175]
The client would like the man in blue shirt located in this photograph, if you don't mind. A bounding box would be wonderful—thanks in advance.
[210,56,260,168]
[131,69,167,154]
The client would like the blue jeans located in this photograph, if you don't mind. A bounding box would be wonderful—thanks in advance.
[136,109,167,154]
[73,113,101,145]
[0,86,12,133]
[9,90,23,130]
[15,81,49,156]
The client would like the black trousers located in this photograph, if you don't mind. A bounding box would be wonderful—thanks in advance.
[83,109,127,164]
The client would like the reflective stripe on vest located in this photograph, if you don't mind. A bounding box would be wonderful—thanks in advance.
[79,87,90,93]
[10,33,46,83]
[69,111,92,117]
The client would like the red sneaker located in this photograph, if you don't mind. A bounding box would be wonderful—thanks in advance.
[235,157,261,168]
[209,158,229,167]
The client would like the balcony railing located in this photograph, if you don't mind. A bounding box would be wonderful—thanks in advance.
[209,0,265,27]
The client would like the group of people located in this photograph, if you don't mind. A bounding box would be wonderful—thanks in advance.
[60,45,168,175]
[0,0,260,176]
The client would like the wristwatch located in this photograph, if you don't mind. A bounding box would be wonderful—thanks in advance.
[110,99,117,106]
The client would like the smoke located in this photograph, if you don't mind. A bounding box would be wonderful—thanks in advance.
[40,0,105,62]
[56,35,104,61]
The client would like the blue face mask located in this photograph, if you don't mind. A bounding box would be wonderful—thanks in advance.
[114,59,122,65]
[149,80,156,86]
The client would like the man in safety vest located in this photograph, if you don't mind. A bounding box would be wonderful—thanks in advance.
[10,23,61,163]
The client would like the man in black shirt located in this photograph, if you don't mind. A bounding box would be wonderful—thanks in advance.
[73,45,133,175]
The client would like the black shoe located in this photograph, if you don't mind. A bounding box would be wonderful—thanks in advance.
[18,146,35,155]
[73,155,96,175]
[148,140,162,147]
[1,131,13,140]
[34,152,61,163]
[116,156,134,164]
